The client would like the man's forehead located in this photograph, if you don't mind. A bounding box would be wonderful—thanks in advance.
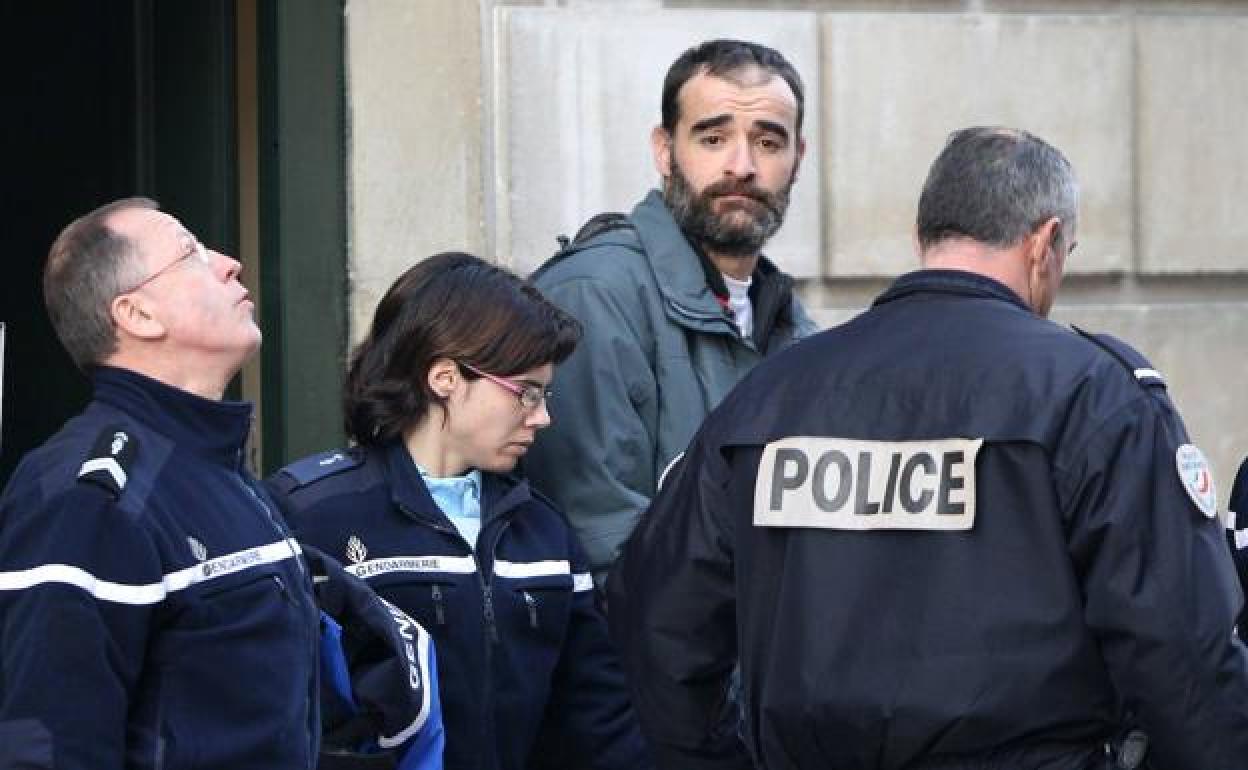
[675,68,798,127]
[713,64,778,91]
[106,207,191,247]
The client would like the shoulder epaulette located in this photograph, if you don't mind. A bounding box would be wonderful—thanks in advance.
[1071,325,1167,389]
[278,448,362,490]
[77,425,139,499]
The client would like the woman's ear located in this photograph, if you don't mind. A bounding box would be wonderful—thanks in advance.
[427,358,460,399]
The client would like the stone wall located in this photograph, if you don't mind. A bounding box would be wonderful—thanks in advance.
[344,0,1248,492]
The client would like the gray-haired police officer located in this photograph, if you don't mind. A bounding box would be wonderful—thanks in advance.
[0,199,320,769]
[609,127,1248,770]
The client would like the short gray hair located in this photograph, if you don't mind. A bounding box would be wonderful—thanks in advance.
[916,127,1078,253]
[43,197,158,369]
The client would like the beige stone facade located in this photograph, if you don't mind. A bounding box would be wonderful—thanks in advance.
[344,0,1248,492]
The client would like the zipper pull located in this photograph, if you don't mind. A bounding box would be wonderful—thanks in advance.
[482,584,500,644]
[271,574,292,604]
[523,590,538,629]
[431,584,446,626]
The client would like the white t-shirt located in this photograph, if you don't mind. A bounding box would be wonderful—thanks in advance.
[723,272,754,340]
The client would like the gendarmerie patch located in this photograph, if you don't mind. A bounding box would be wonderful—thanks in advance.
[77,426,139,498]
[1176,443,1217,519]
[754,436,983,531]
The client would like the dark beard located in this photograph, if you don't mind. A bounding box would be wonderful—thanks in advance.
[663,158,793,257]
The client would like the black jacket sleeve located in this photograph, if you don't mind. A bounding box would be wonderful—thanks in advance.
[529,533,654,770]
[608,433,751,770]
[0,484,161,770]
[1227,457,1248,633]
[1060,394,1248,768]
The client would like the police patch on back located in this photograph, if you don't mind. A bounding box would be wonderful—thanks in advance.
[754,437,983,531]
[77,425,139,498]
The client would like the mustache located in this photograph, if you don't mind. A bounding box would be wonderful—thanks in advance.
[701,178,783,216]
[703,178,767,199]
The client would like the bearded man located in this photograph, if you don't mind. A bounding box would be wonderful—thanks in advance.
[526,39,818,589]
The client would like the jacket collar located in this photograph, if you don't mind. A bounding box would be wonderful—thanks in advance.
[873,269,1032,314]
[91,365,254,468]
[381,441,533,527]
[631,189,793,342]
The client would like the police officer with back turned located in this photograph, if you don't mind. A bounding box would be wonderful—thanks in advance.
[610,127,1248,769]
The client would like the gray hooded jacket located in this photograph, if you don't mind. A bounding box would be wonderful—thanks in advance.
[525,190,818,584]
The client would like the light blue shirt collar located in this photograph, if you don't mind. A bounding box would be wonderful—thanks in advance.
[417,465,483,549]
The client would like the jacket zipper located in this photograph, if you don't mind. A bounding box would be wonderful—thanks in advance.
[476,515,511,764]
[238,472,317,761]
[522,590,538,629]
[431,584,446,625]
[399,501,512,762]
[272,574,292,605]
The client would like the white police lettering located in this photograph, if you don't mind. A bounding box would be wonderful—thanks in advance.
[201,547,265,578]
[345,554,477,579]
[381,598,422,691]
[754,437,984,531]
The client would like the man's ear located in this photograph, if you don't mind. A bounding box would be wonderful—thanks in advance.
[427,358,460,400]
[1029,217,1063,267]
[791,135,807,183]
[651,125,673,179]
[110,293,164,341]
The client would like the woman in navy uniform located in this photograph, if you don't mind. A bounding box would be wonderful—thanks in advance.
[267,252,651,770]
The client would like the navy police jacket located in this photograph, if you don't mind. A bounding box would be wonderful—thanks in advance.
[1225,456,1248,633]
[0,366,320,769]
[267,441,652,770]
[610,270,1248,770]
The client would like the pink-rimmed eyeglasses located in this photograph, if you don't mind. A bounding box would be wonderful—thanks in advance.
[459,362,553,411]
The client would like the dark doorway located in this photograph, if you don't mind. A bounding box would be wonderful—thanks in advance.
[1,1,239,484]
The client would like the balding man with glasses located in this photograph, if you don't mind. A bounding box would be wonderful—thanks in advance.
[0,198,321,769]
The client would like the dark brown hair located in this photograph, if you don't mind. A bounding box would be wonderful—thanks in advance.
[343,252,582,446]
[661,39,804,137]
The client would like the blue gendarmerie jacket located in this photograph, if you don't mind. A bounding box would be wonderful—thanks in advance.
[267,442,652,770]
[610,270,1248,770]
[0,366,320,769]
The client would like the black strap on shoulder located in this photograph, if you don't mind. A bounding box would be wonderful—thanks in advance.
[533,212,636,281]
[556,211,633,251]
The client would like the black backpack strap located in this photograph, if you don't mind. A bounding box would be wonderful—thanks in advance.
[535,212,636,279]
[555,211,633,250]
